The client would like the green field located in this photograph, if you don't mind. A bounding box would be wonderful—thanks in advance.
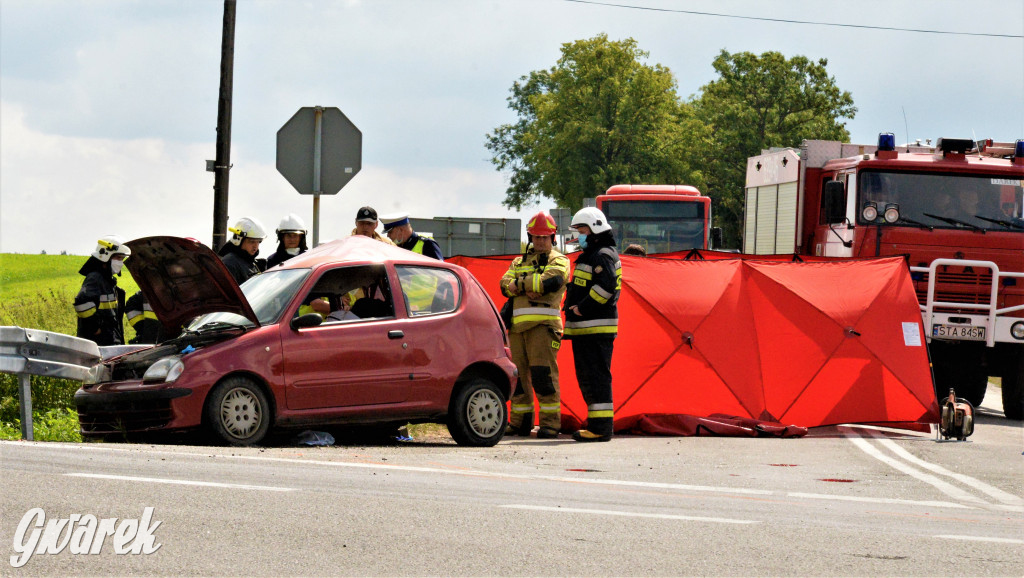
[1,253,142,441]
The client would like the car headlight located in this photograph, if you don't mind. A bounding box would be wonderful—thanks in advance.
[1011,321,1024,341]
[83,364,110,385]
[142,357,185,384]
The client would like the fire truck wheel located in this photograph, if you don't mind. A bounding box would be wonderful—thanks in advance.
[1001,353,1023,421]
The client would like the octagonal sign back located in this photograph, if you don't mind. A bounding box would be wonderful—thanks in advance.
[276,107,362,195]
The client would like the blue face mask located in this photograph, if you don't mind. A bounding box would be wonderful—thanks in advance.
[577,233,588,249]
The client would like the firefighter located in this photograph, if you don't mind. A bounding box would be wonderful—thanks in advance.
[74,235,130,346]
[500,211,569,438]
[266,213,308,268]
[125,290,163,344]
[381,213,444,261]
[563,207,621,442]
[218,216,266,285]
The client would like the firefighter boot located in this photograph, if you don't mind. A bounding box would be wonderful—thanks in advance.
[572,429,612,442]
[536,426,559,439]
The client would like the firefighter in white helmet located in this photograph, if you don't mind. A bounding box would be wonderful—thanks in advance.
[218,216,266,284]
[74,235,131,345]
[564,207,621,442]
[266,213,308,268]
[500,211,569,438]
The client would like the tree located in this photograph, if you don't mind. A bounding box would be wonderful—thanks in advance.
[692,50,856,247]
[486,34,709,212]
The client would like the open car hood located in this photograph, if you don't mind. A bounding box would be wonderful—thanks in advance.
[125,236,259,331]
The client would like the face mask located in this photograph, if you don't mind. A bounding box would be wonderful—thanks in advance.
[110,260,123,275]
[286,247,300,255]
[578,233,588,249]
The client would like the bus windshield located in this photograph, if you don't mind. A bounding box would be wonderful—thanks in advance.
[600,199,707,254]
[857,170,1024,231]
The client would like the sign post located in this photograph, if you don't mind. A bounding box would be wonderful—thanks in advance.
[277,106,362,246]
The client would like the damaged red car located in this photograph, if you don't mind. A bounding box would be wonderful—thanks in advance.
[75,236,516,447]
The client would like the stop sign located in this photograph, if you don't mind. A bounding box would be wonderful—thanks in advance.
[276,107,362,195]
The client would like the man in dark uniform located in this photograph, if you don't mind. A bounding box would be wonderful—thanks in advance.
[563,207,622,442]
[218,216,266,285]
[125,290,163,344]
[74,235,130,346]
[381,213,444,261]
[266,213,308,268]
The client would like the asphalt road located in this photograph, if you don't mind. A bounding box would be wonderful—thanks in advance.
[2,387,1021,576]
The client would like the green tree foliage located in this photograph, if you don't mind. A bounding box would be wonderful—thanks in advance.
[693,50,856,246]
[486,34,709,211]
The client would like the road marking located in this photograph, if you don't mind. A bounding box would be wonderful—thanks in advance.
[934,535,1024,545]
[65,473,296,492]
[863,429,1024,508]
[840,428,990,506]
[787,492,970,509]
[500,504,758,524]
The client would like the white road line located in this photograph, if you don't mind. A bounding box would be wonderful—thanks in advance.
[840,428,990,506]
[863,429,1024,507]
[934,535,1024,545]
[500,504,758,524]
[786,492,970,509]
[65,473,296,492]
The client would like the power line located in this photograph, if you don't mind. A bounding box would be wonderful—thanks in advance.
[563,0,1023,39]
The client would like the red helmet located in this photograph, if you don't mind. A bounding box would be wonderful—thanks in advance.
[526,211,558,236]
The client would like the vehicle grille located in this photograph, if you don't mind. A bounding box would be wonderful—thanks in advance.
[77,401,174,433]
[914,268,995,311]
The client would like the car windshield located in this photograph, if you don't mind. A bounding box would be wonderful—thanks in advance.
[188,268,311,331]
[857,170,1024,231]
[602,199,707,254]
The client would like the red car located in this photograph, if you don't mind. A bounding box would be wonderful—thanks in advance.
[75,236,516,447]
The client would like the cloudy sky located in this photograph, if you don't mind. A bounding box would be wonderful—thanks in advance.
[1,0,1021,255]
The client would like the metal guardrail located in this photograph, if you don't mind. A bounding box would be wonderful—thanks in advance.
[0,326,101,440]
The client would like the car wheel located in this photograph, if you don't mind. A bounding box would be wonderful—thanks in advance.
[447,378,506,447]
[1001,352,1023,421]
[205,376,271,446]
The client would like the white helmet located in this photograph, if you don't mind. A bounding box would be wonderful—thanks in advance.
[570,207,612,234]
[228,216,267,245]
[91,235,131,262]
[276,213,307,235]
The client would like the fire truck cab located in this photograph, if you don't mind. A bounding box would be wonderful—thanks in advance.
[744,135,1024,419]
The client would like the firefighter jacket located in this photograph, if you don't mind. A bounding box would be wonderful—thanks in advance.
[218,243,260,285]
[399,232,444,261]
[125,290,162,344]
[266,245,305,269]
[500,248,569,333]
[563,236,621,338]
[74,257,125,346]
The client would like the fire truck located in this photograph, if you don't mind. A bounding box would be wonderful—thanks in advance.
[595,184,721,254]
[743,134,1024,419]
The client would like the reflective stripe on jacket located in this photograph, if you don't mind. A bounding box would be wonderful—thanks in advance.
[563,246,621,337]
[500,248,568,333]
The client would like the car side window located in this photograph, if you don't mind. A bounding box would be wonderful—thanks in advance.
[396,266,461,317]
[296,264,394,323]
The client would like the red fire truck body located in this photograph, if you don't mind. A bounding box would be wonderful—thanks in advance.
[744,136,1024,418]
[596,184,715,254]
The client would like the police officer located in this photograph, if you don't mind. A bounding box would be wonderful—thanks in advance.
[74,235,130,346]
[218,216,266,285]
[500,212,569,438]
[266,213,308,268]
[563,207,622,442]
[381,213,444,261]
[125,290,163,344]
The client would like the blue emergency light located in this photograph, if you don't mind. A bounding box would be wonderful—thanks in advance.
[878,133,896,151]
[1016,139,1024,158]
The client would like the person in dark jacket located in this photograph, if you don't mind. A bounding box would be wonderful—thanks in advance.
[218,216,266,285]
[125,290,163,344]
[381,213,444,261]
[266,213,308,268]
[74,235,130,346]
[563,208,622,442]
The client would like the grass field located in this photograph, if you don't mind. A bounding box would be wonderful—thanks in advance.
[1,253,142,441]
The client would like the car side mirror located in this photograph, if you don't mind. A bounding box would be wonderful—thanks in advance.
[710,227,723,250]
[823,181,847,224]
[290,313,323,330]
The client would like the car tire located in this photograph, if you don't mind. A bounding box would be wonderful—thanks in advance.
[447,378,506,447]
[1001,352,1023,421]
[205,376,271,446]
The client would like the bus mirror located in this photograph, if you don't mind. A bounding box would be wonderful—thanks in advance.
[823,181,847,224]
[710,227,723,249]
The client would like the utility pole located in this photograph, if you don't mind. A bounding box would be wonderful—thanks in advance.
[211,0,236,250]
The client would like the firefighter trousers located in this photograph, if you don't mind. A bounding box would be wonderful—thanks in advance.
[570,335,615,436]
[509,325,562,431]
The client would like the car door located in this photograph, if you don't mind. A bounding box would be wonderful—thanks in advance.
[281,264,411,410]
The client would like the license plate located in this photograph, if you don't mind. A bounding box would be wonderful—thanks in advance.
[932,324,986,340]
